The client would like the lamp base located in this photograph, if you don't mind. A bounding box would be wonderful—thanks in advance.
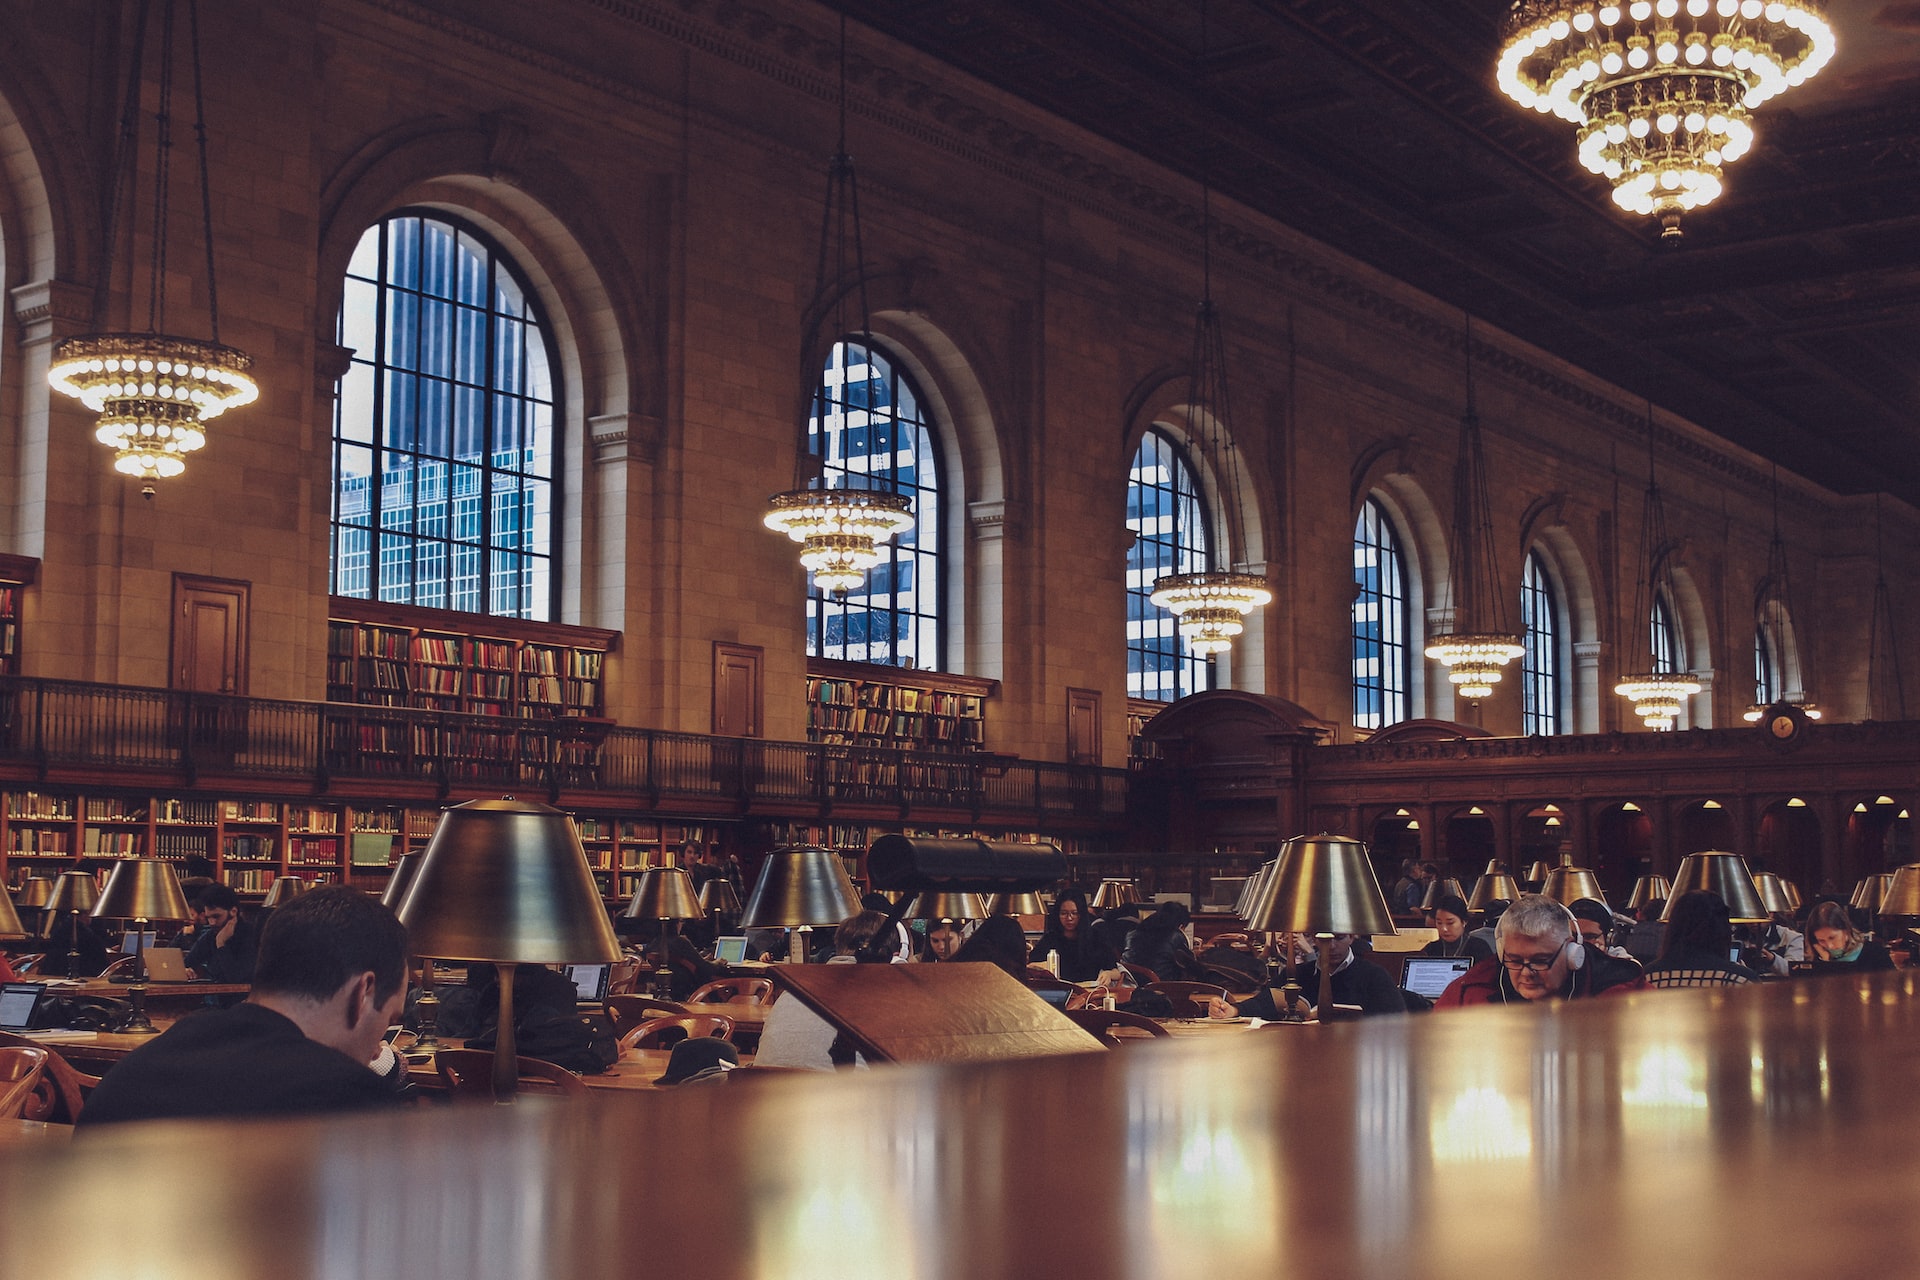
[119,983,160,1036]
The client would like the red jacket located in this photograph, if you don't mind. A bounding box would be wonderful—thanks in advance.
[1434,946,1647,1008]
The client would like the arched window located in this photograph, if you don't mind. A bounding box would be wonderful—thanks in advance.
[1127,429,1211,701]
[806,339,942,669]
[331,212,556,618]
[1353,497,1409,729]
[1651,593,1680,674]
[1521,550,1562,735]
[1755,625,1779,704]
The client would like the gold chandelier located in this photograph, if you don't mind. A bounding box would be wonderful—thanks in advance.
[764,19,911,596]
[1496,0,1835,238]
[48,0,257,489]
[1614,402,1699,730]
[1150,570,1273,658]
[1424,315,1523,704]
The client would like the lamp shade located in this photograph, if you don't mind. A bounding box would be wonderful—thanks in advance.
[1236,861,1278,919]
[1539,865,1607,909]
[698,879,742,916]
[394,797,620,964]
[1467,872,1520,913]
[43,871,100,915]
[1879,865,1920,920]
[1662,851,1770,925]
[1750,872,1795,916]
[740,846,861,929]
[1781,879,1803,912]
[262,875,309,908]
[1524,860,1551,883]
[13,878,54,910]
[623,866,704,921]
[1421,877,1467,911]
[1244,834,1396,936]
[1850,872,1894,915]
[1628,875,1673,911]
[0,890,24,941]
[91,860,192,923]
[380,852,424,910]
[1090,880,1141,910]
[984,891,1045,917]
[906,891,986,921]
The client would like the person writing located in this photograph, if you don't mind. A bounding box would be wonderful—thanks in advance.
[1434,894,1647,1007]
[79,888,411,1126]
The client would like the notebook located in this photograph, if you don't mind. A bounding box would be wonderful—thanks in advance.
[0,982,45,1031]
[141,947,192,982]
[563,963,610,1003]
[712,935,749,964]
[1400,956,1474,1001]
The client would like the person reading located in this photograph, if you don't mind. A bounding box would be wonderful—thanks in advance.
[79,888,411,1127]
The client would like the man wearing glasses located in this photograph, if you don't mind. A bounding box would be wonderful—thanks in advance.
[1434,894,1646,1007]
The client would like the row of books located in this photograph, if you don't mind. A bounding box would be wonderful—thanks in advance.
[807,679,983,718]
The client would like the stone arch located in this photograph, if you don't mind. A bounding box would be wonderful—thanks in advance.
[1667,564,1714,728]
[1354,471,1447,721]
[314,116,648,631]
[1523,522,1603,732]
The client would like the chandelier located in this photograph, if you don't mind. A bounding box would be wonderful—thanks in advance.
[1614,402,1700,729]
[1496,0,1835,238]
[763,18,910,596]
[1148,3,1271,661]
[48,0,257,490]
[1424,315,1524,704]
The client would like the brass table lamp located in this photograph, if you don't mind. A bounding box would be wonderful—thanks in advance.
[1244,834,1397,1020]
[393,798,620,1101]
[624,865,704,997]
[905,891,986,921]
[91,859,192,1034]
[1467,870,1520,913]
[740,846,861,963]
[0,889,25,942]
[1090,879,1141,910]
[1421,877,1467,911]
[1664,852,1770,925]
[262,875,308,908]
[1851,872,1894,917]
[1540,864,1607,910]
[698,878,742,922]
[44,871,101,979]
[983,891,1045,918]
[1751,873,1795,917]
[1628,875,1673,912]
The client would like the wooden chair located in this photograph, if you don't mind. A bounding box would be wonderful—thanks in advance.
[685,977,775,1005]
[0,1031,101,1124]
[1137,980,1228,1018]
[1202,964,1265,996]
[97,955,142,981]
[11,954,44,976]
[618,1014,734,1052]
[0,1045,50,1120]
[434,1048,589,1100]
[606,960,642,996]
[1119,961,1159,986]
[604,994,693,1036]
[1065,1008,1174,1048]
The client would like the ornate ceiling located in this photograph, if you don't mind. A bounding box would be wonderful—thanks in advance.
[820,0,1920,507]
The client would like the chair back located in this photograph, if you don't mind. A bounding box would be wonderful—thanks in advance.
[97,955,141,981]
[604,994,694,1036]
[1118,961,1159,986]
[0,1045,50,1120]
[1137,980,1228,1018]
[11,954,44,976]
[434,1048,589,1099]
[607,960,643,996]
[1064,1008,1173,1047]
[0,1031,100,1123]
[686,977,775,1005]
[619,1014,735,1052]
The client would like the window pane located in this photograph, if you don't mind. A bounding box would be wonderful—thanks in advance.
[1126,430,1212,701]
[1522,550,1562,735]
[1353,498,1408,729]
[804,340,942,671]
[331,211,557,620]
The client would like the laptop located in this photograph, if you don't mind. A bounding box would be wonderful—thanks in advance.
[1401,956,1474,1001]
[0,982,44,1031]
[712,935,749,964]
[141,947,192,982]
[119,930,159,955]
[563,963,611,1004]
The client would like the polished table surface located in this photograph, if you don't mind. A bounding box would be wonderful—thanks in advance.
[6,973,1919,1278]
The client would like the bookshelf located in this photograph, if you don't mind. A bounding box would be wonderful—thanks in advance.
[0,553,37,677]
[804,658,996,755]
[327,597,617,720]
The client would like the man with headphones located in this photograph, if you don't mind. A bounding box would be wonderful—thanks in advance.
[1434,894,1647,1007]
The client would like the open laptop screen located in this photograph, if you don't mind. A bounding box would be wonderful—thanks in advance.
[0,983,45,1031]
[1401,957,1474,1001]
[712,935,749,964]
[120,930,159,955]
[563,964,610,1003]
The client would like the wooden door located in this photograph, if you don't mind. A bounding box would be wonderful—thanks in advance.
[171,575,250,694]
[1067,687,1102,766]
[713,642,763,738]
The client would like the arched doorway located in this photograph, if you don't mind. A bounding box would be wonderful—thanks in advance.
[1675,800,1735,855]
[1517,804,1570,877]
[1370,808,1423,886]
[1845,795,1910,873]
[1442,807,1496,883]
[1592,802,1653,901]
[1757,798,1822,893]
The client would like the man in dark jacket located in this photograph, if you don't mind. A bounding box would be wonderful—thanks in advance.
[184,883,260,984]
[1211,933,1405,1018]
[80,888,410,1127]
[1435,894,1646,1008]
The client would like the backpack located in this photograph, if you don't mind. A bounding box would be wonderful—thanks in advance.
[468,1007,619,1076]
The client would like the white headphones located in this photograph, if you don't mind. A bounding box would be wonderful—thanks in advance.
[1565,932,1586,970]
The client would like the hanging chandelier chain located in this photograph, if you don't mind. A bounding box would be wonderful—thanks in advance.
[187,0,221,344]
[145,0,177,334]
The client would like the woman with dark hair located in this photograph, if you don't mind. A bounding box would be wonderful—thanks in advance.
[1030,889,1116,982]
[1123,901,1206,982]
[951,915,1029,978]
[1806,899,1895,973]
[1643,891,1757,988]
[1420,894,1490,961]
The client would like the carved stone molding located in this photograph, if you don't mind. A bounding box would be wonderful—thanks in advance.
[590,411,660,464]
[968,498,1006,541]
[9,279,93,347]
